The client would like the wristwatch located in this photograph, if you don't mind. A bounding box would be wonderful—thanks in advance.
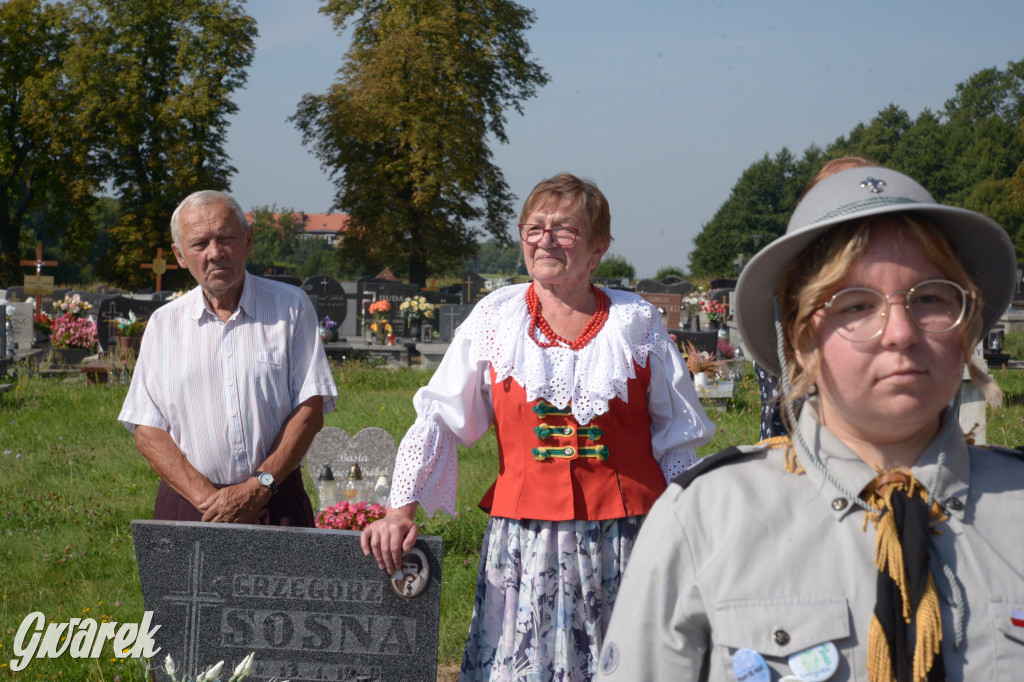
[254,470,278,496]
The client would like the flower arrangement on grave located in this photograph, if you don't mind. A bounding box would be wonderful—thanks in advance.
[700,298,728,325]
[368,299,392,344]
[49,313,98,350]
[316,500,387,531]
[161,650,258,682]
[319,315,339,342]
[682,340,726,380]
[33,312,53,335]
[114,310,148,337]
[54,293,93,318]
[399,295,436,322]
[682,291,704,316]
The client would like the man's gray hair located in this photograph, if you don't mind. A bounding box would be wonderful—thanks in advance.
[170,190,250,248]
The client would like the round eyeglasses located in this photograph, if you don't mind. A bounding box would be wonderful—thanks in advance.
[518,223,585,246]
[821,279,972,342]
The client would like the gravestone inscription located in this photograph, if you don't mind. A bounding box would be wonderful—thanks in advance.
[302,275,348,330]
[460,271,488,305]
[133,520,442,682]
[356,278,419,337]
[637,293,682,330]
[306,427,397,489]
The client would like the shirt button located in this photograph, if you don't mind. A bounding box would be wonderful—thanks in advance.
[563,427,573,435]
[831,498,848,511]
[945,497,964,511]
[773,629,790,646]
[565,447,574,455]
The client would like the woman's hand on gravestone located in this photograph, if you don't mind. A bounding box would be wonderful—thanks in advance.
[361,502,419,573]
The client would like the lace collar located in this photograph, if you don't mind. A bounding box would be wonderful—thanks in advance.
[459,282,674,424]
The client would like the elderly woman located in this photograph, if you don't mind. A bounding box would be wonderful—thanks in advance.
[362,173,715,680]
[598,166,1024,681]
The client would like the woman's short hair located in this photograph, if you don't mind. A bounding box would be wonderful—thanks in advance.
[520,173,612,252]
[777,213,989,426]
[170,190,250,248]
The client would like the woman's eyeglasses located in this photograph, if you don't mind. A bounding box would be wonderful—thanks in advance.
[518,223,585,246]
[821,279,972,342]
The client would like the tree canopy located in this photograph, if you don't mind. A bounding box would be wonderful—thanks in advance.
[291,0,548,287]
[688,58,1024,278]
[0,0,255,288]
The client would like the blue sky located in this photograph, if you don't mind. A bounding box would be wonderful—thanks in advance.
[225,1,1024,277]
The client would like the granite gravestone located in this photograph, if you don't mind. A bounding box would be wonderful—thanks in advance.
[438,304,474,342]
[132,520,442,682]
[634,277,694,296]
[4,285,25,303]
[6,301,33,350]
[302,275,348,331]
[95,295,170,352]
[460,271,488,305]
[356,279,420,337]
[306,427,397,491]
[637,293,682,330]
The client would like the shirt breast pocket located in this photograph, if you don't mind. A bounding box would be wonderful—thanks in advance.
[715,597,852,679]
[253,351,287,404]
[990,598,1024,681]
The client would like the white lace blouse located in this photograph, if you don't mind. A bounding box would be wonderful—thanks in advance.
[389,283,716,516]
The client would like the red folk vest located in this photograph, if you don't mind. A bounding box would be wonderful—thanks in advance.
[478,363,667,521]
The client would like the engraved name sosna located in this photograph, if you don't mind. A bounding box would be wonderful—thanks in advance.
[232,575,383,603]
[220,610,415,655]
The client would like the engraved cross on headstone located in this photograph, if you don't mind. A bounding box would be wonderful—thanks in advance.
[161,540,224,675]
[141,248,178,292]
[19,243,57,317]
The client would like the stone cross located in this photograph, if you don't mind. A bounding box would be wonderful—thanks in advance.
[140,248,178,292]
[19,243,57,317]
[733,253,749,275]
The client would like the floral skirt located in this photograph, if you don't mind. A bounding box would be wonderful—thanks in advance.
[459,515,643,682]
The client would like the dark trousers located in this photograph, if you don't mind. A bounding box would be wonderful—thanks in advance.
[153,468,315,527]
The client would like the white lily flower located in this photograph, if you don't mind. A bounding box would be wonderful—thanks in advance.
[205,660,225,680]
[232,651,256,679]
[164,653,177,676]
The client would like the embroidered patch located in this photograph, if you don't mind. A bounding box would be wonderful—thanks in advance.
[599,641,620,674]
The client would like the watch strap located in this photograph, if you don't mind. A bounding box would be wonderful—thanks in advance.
[255,470,278,495]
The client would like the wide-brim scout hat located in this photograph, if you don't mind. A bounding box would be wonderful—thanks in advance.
[735,166,1017,377]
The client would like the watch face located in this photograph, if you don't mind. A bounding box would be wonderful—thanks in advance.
[258,472,273,487]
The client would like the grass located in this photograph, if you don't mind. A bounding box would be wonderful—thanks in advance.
[3,348,1024,679]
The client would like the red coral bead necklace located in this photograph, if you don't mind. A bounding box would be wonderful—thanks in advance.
[526,282,609,351]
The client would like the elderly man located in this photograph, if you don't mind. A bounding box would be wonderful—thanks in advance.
[119,190,337,525]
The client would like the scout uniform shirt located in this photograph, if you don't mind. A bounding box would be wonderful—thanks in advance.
[597,399,1024,681]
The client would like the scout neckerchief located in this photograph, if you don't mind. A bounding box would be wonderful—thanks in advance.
[862,470,947,682]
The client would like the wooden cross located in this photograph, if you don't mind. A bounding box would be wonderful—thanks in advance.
[140,248,178,291]
[19,243,57,317]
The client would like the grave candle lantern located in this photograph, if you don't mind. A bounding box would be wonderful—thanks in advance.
[316,465,336,511]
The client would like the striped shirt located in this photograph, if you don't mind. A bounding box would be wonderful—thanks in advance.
[118,273,338,484]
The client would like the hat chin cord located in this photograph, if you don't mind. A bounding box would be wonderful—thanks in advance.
[772,296,966,648]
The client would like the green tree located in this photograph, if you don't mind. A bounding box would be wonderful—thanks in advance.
[0,0,98,286]
[68,0,256,287]
[654,266,687,281]
[291,0,548,287]
[247,207,304,276]
[465,237,523,275]
[593,254,635,280]
[688,148,819,277]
